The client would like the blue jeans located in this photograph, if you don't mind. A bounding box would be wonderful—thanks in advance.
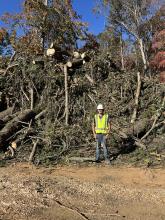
[95,134,109,161]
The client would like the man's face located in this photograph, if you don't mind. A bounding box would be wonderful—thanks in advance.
[98,109,104,115]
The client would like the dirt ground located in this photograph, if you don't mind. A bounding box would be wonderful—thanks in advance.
[0,162,164,220]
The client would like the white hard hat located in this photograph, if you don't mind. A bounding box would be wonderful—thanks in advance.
[97,104,104,110]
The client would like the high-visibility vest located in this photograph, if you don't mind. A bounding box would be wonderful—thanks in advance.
[94,113,109,134]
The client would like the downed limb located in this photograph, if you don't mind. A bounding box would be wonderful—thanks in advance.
[85,74,95,84]
[150,152,165,158]
[0,109,36,148]
[68,157,96,163]
[35,109,47,120]
[141,96,165,140]
[29,139,39,163]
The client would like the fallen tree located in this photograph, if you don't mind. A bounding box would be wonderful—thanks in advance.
[0,109,36,148]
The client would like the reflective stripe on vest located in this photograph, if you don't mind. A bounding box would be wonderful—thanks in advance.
[94,114,109,134]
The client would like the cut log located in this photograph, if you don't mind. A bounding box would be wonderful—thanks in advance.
[46,46,72,59]
[81,52,91,62]
[0,109,36,148]
[67,58,84,68]
[81,52,86,59]
[66,61,72,68]
[68,157,96,163]
[46,48,55,57]
[73,51,80,59]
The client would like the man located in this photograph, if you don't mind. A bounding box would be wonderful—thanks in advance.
[92,104,111,164]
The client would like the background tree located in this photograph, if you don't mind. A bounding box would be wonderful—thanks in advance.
[2,0,85,56]
[0,28,12,56]
[150,29,165,82]
[97,0,164,70]
[98,27,125,69]
[149,4,165,81]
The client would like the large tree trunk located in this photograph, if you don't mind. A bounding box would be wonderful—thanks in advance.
[0,107,14,120]
[0,110,35,148]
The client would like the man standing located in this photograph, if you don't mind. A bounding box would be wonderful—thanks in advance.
[92,104,111,164]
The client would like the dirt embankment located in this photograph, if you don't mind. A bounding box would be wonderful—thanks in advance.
[0,163,164,220]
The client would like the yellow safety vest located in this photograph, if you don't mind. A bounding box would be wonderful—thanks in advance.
[94,113,109,134]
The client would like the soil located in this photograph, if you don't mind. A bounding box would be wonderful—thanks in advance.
[0,162,164,220]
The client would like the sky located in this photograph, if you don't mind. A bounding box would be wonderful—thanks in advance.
[0,0,106,35]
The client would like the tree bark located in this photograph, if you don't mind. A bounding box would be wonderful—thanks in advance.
[64,65,69,125]
[131,72,141,123]
[120,35,125,70]
[138,38,147,70]
[0,109,35,148]
[29,139,39,163]
[0,107,14,120]
[68,157,96,163]
[85,74,95,84]
[116,20,148,71]
[30,87,34,110]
